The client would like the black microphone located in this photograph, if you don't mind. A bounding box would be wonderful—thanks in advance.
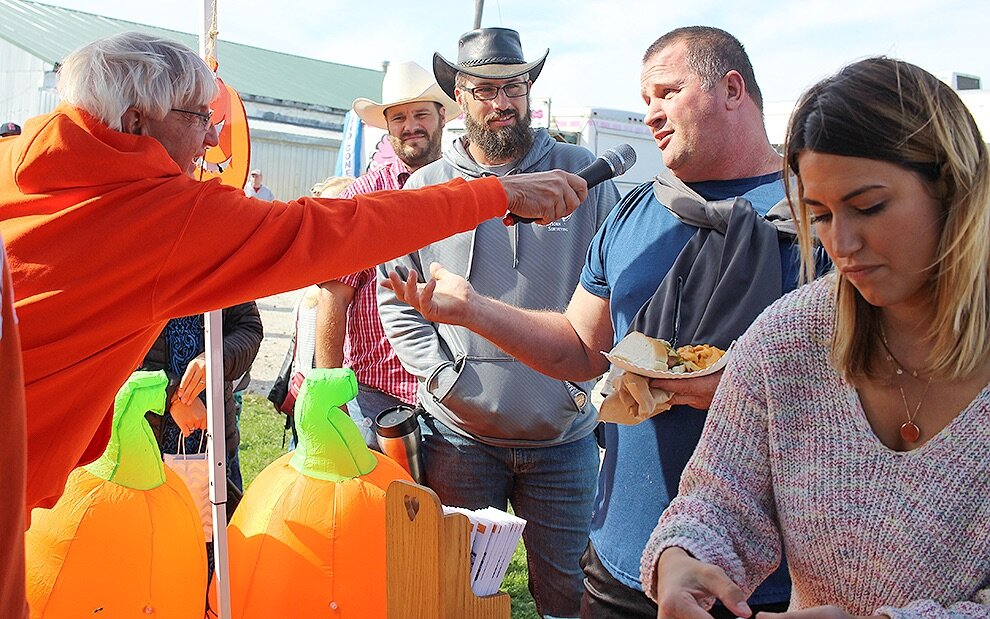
[504,143,638,225]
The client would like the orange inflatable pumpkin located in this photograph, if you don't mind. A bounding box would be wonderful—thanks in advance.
[25,371,207,618]
[211,368,412,618]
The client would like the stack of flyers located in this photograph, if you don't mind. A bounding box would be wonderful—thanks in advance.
[441,505,526,597]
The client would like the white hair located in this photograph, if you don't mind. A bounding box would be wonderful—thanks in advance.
[58,32,218,130]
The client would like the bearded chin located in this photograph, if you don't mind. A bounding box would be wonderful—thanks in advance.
[464,107,534,163]
[389,130,443,169]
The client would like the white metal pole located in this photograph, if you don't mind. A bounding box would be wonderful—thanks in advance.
[473,0,484,29]
[199,0,210,58]
[204,310,231,618]
[201,1,232,617]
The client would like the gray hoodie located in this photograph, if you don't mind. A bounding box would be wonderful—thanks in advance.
[377,129,619,447]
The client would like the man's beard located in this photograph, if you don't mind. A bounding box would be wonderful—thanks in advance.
[463,104,534,164]
[388,127,443,170]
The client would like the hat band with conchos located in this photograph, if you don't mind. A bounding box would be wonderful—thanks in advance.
[433,27,548,100]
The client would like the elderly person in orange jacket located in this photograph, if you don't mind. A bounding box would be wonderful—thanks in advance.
[0,31,586,617]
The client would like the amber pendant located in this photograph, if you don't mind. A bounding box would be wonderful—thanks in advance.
[900,421,921,443]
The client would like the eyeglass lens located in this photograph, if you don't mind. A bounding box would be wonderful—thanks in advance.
[471,82,529,100]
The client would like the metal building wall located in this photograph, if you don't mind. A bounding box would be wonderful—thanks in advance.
[0,39,54,124]
[247,129,341,200]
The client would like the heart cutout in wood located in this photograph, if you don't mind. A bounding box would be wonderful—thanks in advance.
[404,495,420,521]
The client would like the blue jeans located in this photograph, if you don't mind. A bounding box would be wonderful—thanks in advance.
[348,383,405,451]
[419,415,599,618]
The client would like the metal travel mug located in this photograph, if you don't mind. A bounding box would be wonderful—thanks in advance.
[375,405,426,485]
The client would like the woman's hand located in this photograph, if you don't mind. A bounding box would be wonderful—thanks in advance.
[176,355,207,405]
[654,547,750,619]
[170,395,207,437]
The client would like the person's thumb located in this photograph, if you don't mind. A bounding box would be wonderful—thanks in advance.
[707,575,751,618]
[566,170,589,202]
[429,262,449,280]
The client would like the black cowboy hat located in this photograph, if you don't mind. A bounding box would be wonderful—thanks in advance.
[433,28,548,100]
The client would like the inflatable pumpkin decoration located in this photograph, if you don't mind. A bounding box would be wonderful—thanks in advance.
[195,73,250,189]
[212,368,412,618]
[25,371,207,618]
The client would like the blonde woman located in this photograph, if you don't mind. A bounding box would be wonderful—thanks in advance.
[644,57,990,618]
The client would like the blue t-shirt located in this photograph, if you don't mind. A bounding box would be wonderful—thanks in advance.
[580,173,796,602]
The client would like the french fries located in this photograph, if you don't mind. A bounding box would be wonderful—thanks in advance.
[674,344,725,372]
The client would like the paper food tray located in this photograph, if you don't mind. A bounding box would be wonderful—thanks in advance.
[601,342,734,379]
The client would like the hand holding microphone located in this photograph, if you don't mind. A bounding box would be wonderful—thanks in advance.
[503,143,638,225]
[498,170,588,226]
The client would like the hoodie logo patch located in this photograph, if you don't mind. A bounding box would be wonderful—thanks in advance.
[545,213,573,232]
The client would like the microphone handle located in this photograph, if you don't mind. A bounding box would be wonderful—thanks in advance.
[575,157,616,189]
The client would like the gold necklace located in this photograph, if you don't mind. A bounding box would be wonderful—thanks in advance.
[879,325,932,443]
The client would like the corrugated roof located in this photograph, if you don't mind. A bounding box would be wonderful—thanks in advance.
[0,0,383,110]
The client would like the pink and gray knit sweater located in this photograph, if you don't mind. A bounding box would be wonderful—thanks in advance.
[641,276,990,618]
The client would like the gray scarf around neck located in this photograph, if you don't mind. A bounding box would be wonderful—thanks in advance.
[626,170,798,351]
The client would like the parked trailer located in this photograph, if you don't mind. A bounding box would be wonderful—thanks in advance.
[546,107,662,197]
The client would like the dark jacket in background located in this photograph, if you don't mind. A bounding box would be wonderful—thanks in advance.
[141,302,263,454]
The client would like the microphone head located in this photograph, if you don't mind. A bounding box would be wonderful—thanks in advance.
[601,143,637,176]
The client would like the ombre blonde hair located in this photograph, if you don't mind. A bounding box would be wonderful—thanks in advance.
[784,57,990,380]
[58,32,218,131]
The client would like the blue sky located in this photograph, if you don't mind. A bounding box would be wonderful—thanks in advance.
[42,0,988,113]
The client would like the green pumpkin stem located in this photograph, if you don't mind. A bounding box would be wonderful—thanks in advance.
[289,368,377,481]
[84,370,168,490]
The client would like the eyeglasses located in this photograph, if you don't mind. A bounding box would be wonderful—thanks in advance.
[462,81,530,101]
[170,107,214,129]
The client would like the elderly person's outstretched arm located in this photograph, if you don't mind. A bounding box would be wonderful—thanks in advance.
[1,31,588,513]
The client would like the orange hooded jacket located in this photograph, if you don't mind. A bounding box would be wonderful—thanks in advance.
[0,242,28,619]
[0,104,506,513]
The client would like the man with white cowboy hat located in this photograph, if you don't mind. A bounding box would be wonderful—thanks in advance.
[352,60,460,173]
[314,61,458,449]
[377,28,620,618]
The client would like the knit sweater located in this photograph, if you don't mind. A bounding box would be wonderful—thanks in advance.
[641,275,990,618]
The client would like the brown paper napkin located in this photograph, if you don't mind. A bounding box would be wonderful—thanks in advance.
[598,370,672,425]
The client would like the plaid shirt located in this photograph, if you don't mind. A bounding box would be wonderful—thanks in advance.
[333,161,417,404]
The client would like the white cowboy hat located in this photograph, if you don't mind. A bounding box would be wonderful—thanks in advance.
[352,61,459,130]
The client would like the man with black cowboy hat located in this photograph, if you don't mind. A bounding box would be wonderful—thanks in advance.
[315,61,460,448]
[377,27,619,618]
[383,26,803,618]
